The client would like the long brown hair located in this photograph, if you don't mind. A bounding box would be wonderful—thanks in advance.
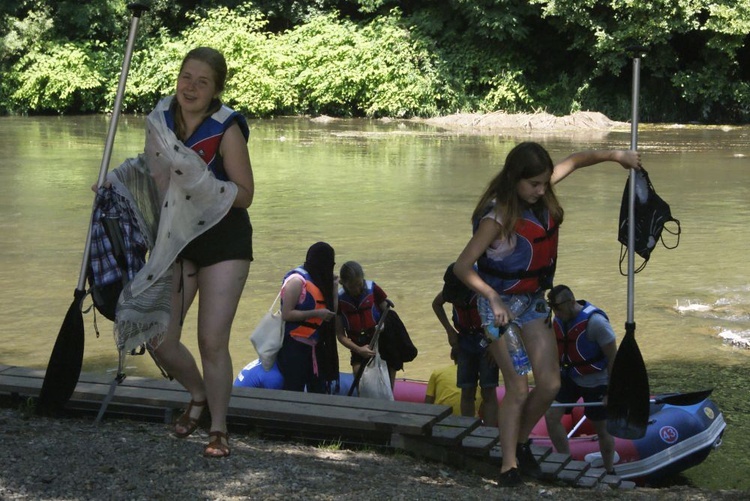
[472,141,564,240]
[172,47,227,141]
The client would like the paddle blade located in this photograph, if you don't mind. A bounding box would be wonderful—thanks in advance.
[655,389,713,406]
[607,328,650,439]
[37,289,86,415]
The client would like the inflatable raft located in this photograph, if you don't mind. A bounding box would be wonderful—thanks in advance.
[234,361,725,482]
[389,377,725,483]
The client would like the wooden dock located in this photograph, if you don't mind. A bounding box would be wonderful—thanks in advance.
[0,364,632,489]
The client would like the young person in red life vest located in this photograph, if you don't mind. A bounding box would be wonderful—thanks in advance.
[277,242,340,394]
[432,262,498,425]
[335,261,397,388]
[544,284,618,474]
[454,142,640,486]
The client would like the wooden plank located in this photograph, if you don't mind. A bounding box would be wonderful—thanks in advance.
[0,374,43,395]
[461,436,498,455]
[435,414,481,428]
[0,366,449,436]
[430,425,471,445]
[429,414,481,445]
[231,385,451,418]
[468,425,499,439]
[0,365,450,415]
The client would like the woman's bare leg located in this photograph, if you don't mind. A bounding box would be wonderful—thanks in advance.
[196,259,249,434]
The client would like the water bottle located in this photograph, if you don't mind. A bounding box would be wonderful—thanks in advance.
[480,296,531,375]
[504,296,531,375]
[504,321,531,375]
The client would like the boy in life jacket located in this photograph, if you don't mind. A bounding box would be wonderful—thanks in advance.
[431,263,499,425]
[544,284,618,474]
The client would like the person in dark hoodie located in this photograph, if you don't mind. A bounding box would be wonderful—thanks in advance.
[276,242,340,393]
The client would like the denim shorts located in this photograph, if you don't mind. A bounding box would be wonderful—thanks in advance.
[456,347,499,389]
[478,291,550,340]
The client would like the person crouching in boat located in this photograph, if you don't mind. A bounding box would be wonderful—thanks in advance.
[276,242,339,393]
[335,261,397,389]
[544,284,617,474]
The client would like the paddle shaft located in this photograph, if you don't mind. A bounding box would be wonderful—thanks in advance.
[75,3,148,292]
[626,50,642,323]
[557,389,712,409]
[557,399,669,408]
[605,47,652,440]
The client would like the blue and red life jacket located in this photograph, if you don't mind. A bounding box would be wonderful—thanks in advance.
[282,267,327,345]
[475,205,558,294]
[157,96,249,179]
[553,301,609,376]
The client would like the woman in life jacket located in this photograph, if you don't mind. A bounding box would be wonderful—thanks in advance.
[454,142,640,486]
[335,261,396,388]
[147,47,254,459]
[276,242,339,394]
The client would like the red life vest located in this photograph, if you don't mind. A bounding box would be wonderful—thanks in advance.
[452,295,483,335]
[476,206,558,294]
[338,280,383,343]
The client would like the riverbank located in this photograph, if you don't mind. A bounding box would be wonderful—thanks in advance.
[419,110,629,132]
[0,407,744,500]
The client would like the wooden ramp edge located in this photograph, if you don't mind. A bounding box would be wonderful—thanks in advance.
[0,364,450,436]
[0,364,631,490]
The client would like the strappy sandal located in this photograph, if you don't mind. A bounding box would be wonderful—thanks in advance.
[203,431,230,458]
[174,399,207,438]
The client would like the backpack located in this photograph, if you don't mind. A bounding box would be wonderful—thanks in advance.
[379,310,418,371]
[618,168,681,274]
[87,187,147,321]
[441,262,474,307]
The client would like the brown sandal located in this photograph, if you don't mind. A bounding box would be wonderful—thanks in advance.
[174,399,207,438]
[203,431,230,458]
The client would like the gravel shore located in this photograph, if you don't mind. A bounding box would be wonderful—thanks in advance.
[0,407,744,501]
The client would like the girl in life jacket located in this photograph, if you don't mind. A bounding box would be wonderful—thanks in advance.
[453,142,641,486]
[335,261,395,388]
[277,242,339,394]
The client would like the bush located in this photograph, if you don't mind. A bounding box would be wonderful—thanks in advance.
[10,42,105,113]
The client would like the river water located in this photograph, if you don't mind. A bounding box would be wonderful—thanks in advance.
[1,115,748,489]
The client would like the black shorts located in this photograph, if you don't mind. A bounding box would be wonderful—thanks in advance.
[179,208,253,267]
[555,375,608,421]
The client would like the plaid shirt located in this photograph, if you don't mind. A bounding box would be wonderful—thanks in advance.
[89,187,147,288]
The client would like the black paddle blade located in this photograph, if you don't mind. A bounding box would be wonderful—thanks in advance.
[655,389,713,406]
[37,289,86,415]
[607,327,650,439]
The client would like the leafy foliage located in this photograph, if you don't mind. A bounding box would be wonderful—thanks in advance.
[0,0,747,122]
[10,42,105,113]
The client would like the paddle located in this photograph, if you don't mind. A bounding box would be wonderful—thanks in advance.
[554,388,713,409]
[347,307,391,397]
[37,3,148,416]
[606,46,651,439]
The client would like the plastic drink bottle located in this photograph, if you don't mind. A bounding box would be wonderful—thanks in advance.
[503,321,531,375]
[478,296,532,375]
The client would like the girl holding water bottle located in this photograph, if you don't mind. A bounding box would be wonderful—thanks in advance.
[454,142,640,486]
